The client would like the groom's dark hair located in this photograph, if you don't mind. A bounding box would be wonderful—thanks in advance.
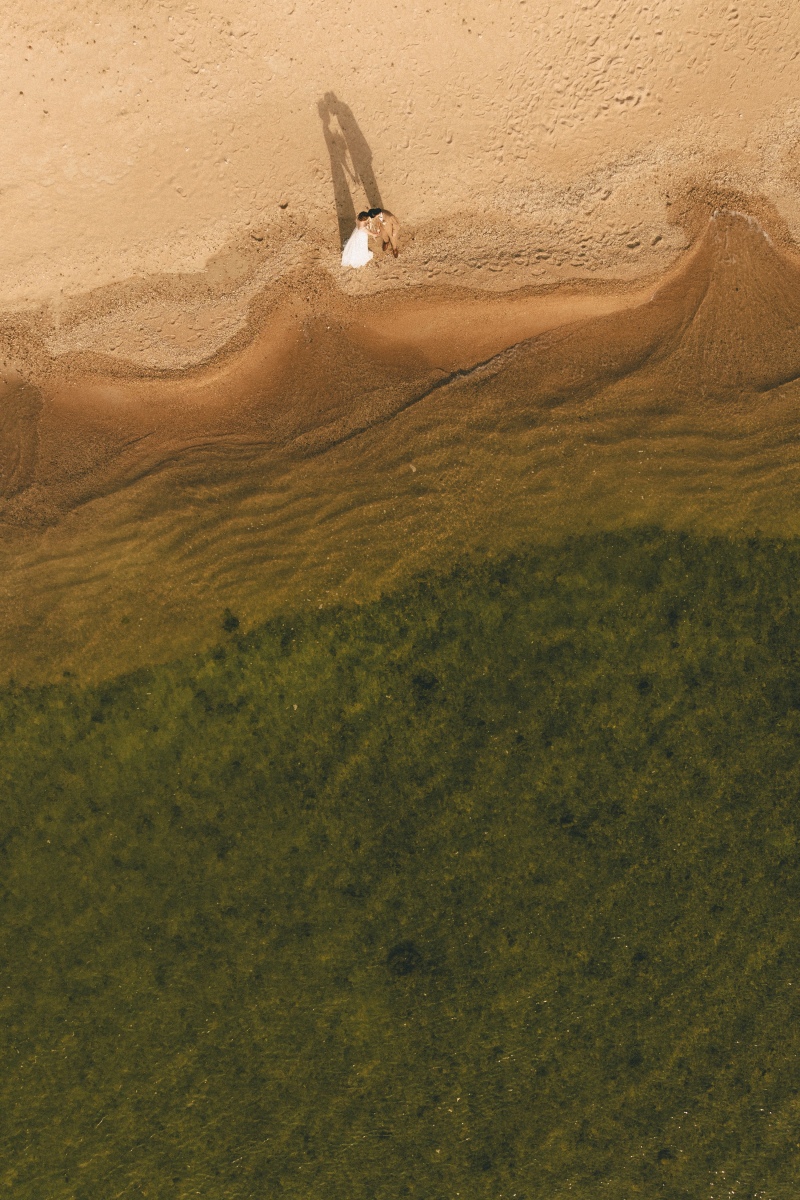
[357,211,370,221]
[367,208,382,218]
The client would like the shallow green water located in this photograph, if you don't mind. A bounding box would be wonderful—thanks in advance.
[2,528,800,1198]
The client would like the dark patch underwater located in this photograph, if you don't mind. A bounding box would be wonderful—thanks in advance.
[2,527,800,1198]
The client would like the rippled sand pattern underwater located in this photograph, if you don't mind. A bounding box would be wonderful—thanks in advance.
[3,213,800,683]
[2,213,800,1195]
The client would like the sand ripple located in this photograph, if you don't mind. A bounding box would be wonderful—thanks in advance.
[2,212,800,682]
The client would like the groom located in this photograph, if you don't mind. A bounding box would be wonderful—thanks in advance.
[367,208,400,258]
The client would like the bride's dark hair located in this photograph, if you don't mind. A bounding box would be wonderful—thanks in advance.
[357,211,370,221]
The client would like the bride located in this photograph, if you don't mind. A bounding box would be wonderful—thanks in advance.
[341,211,374,269]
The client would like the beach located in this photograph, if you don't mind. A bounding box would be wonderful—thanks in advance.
[5,6,800,1197]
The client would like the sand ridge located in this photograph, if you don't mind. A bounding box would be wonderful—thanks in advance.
[0,271,651,526]
[1,209,798,531]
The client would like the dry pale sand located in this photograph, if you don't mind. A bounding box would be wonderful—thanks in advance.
[3,1,800,370]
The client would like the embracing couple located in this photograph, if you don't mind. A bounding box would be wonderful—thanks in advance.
[341,208,400,268]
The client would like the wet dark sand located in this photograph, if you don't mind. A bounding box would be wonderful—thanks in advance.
[3,211,800,683]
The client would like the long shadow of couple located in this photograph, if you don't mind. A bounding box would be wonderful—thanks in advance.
[318,92,384,249]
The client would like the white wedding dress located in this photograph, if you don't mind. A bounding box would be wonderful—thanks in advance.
[341,225,373,268]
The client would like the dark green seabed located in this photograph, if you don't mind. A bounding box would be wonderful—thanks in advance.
[2,529,800,1198]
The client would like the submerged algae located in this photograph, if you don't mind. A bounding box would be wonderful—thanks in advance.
[1,528,800,1197]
